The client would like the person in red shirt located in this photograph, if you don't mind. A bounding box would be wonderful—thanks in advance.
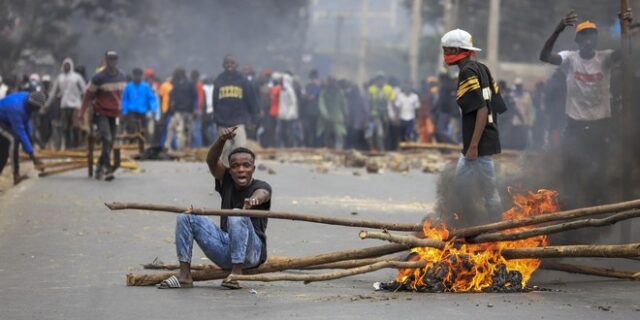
[78,50,126,181]
[264,73,282,147]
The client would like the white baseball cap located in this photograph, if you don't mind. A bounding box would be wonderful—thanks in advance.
[441,29,482,52]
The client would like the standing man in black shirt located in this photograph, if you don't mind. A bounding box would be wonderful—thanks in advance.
[441,29,504,217]
[159,126,271,289]
[165,68,197,151]
[213,55,258,165]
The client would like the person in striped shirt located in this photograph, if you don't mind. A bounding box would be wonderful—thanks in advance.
[78,50,126,181]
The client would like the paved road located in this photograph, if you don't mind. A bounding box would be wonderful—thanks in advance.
[0,160,638,319]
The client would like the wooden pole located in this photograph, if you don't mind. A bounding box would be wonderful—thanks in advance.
[227,260,426,284]
[126,243,408,286]
[105,202,422,232]
[540,261,640,280]
[451,198,640,239]
[38,163,87,177]
[619,0,633,243]
[359,230,640,258]
[38,160,87,169]
[469,209,640,243]
[359,230,445,249]
[409,0,423,87]
[142,256,401,271]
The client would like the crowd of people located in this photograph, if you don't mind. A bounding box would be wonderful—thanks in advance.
[0,9,629,187]
[0,53,570,159]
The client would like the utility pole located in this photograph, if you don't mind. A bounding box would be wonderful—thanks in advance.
[437,0,457,74]
[487,0,501,73]
[334,14,344,68]
[619,0,632,242]
[357,0,369,85]
[409,0,423,87]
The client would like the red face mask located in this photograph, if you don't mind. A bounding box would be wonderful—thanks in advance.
[443,51,474,65]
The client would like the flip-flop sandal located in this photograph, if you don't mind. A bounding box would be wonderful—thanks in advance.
[221,279,242,290]
[157,275,193,289]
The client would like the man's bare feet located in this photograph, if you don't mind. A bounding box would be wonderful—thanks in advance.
[177,262,194,286]
[222,263,244,289]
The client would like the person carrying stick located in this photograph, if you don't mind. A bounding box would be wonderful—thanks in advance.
[157,126,272,289]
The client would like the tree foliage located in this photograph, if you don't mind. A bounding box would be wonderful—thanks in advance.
[0,0,152,75]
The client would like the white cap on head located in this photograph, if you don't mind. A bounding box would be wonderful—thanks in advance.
[514,77,523,85]
[441,29,482,52]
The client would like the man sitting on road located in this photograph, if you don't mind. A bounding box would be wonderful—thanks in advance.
[158,126,271,289]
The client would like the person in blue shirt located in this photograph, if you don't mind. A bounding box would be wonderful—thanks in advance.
[121,68,159,138]
[0,91,45,184]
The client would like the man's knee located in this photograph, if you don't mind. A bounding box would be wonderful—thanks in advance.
[227,216,250,229]
[176,213,192,227]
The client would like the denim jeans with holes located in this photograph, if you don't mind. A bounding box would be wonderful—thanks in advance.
[175,214,262,269]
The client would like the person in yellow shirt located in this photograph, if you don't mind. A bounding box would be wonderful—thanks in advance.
[366,73,395,151]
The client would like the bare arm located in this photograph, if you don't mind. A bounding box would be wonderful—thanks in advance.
[206,126,237,180]
[465,106,488,160]
[78,88,95,120]
[540,11,578,65]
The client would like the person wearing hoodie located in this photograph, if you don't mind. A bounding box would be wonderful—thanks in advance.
[0,91,46,184]
[47,58,86,149]
[213,55,258,165]
[277,73,298,148]
[121,68,159,138]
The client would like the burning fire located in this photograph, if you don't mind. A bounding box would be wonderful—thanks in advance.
[396,189,559,292]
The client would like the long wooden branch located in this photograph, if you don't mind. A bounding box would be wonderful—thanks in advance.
[359,230,445,249]
[106,202,421,232]
[227,260,426,284]
[127,243,408,286]
[451,198,640,239]
[38,163,87,177]
[540,261,640,280]
[230,260,640,283]
[39,160,87,169]
[359,230,640,258]
[469,209,640,243]
[142,256,401,271]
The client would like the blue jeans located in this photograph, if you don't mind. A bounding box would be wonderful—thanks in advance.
[455,155,502,215]
[175,214,263,269]
[191,115,203,148]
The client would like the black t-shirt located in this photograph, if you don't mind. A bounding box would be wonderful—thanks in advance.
[456,60,502,156]
[215,170,271,264]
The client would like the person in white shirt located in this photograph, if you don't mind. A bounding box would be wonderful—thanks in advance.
[539,10,632,207]
[202,77,217,145]
[394,85,420,142]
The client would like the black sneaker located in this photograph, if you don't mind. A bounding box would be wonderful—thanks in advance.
[104,169,115,181]
[95,166,103,180]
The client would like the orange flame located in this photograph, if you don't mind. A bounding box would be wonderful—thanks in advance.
[397,189,559,292]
